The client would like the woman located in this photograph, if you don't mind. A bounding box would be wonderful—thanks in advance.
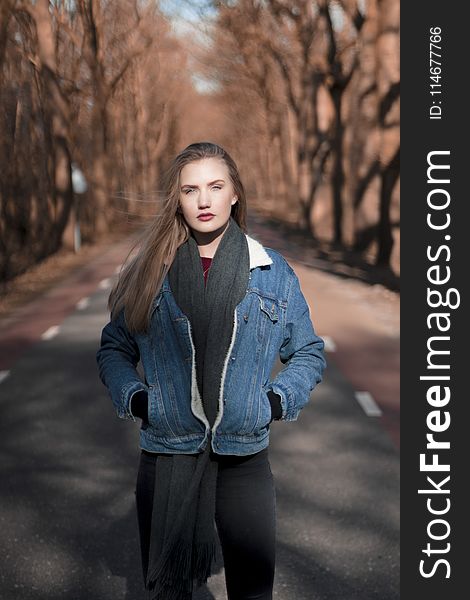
[96,141,326,600]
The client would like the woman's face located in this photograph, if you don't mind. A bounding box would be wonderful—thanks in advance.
[178,158,237,237]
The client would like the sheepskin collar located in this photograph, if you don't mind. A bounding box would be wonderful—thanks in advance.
[245,234,273,270]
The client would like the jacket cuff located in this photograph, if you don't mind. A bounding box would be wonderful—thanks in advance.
[267,390,283,421]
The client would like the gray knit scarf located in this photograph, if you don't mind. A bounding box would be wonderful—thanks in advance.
[145,216,250,599]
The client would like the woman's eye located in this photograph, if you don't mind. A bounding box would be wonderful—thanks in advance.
[184,186,221,194]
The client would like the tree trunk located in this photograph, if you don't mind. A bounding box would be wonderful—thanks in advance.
[330,85,344,245]
[376,147,399,265]
[375,0,400,267]
[33,0,74,250]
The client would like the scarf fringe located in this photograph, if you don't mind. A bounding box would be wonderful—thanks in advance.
[147,538,217,599]
[147,539,192,598]
[147,581,191,600]
[192,540,218,586]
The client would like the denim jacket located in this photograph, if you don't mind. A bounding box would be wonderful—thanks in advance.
[96,234,326,455]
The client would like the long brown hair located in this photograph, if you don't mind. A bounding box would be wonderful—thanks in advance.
[107,141,248,333]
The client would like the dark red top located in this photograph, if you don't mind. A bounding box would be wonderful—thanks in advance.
[201,256,213,285]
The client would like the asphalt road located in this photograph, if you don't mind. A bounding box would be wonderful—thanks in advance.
[0,221,399,599]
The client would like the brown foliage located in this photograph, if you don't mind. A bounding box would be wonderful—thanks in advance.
[0,0,400,284]
[0,0,194,283]
[195,0,400,271]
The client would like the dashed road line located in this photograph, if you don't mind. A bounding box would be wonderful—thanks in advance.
[354,391,383,417]
[0,370,10,384]
[322,335,337,352]
[41,325,60,340]
[76,297,90,310]
[98,278,111,290]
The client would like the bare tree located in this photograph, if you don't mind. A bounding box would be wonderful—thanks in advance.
[30,0,74,247]
[204,0,399,268]
[0,0,73,282]
[1,1,194,282]
[70,0,154,233]
[0,0,400,283]
[375,0,399,266]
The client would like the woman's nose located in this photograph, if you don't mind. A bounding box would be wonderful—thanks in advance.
[198,190,211,208]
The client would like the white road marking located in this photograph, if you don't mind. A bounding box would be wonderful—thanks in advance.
[354,391,383,417]
[76,297,90,310]
[322,335,337,352]
[41,325,60,340]
[98,278,111,289]
[0,370,10,384]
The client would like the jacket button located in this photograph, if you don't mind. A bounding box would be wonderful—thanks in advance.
[243,314,248,322]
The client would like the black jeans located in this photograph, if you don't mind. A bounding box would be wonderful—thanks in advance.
[135,446,276,600]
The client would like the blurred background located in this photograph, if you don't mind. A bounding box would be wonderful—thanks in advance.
[0,2,399,599]
[0,0,399,288]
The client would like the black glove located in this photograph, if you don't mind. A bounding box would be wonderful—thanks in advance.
[267,390,282,422]
[131,390,149,423]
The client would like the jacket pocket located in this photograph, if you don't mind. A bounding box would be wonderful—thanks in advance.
[258,385,273,430]
[241,385,272,435]
[256,294,280,344]
[147,384,175,436]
